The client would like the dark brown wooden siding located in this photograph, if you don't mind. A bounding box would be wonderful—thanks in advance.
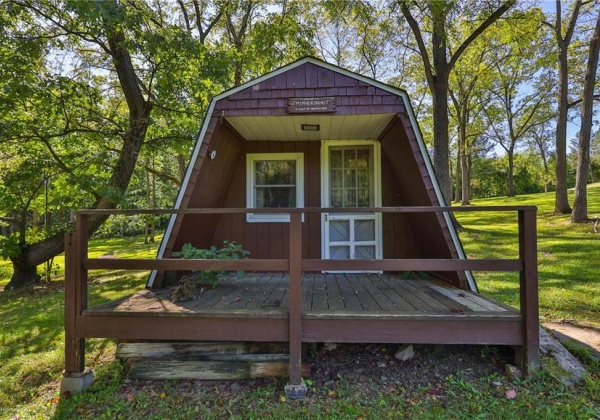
[214,62,405,117]
[211,141,321,260]
[169,121,244,254]
[380,119,461,286]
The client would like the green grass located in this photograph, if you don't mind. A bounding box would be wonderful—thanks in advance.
[1,185,600,418]
[455,183,600,323]
[0,235,161,419]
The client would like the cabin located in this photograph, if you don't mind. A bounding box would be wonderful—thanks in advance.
[61,57,539,398]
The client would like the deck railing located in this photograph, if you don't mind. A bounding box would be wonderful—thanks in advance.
[64,206,539,386]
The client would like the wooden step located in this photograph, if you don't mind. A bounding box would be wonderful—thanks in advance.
[127,356,311,380]
[118,342,309,380]
[116,342,288,360]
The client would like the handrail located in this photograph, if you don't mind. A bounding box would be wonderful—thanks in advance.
[83,257,522,272]
[76,205,537,216]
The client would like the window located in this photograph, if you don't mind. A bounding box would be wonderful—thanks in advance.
[246,153,304,222]
[329,146,373,208]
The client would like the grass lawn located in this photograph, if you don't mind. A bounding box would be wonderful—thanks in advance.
[1,185,599,418]
[455,183,600,324]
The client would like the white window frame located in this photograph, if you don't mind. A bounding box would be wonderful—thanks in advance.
[246,152,304,223]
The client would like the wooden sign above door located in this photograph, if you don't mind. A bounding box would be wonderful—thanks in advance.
[287,97,336,113]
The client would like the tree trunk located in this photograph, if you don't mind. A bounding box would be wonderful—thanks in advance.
[431,11,452,204]
[572,11,600,223]
[555,42,571,213]
[454,153,462,203]
[507,149,515,197]
[552,0,582,214]
[454,147,461,202]
[177,154,187,181]
[6,250,42,290]
[461,152,471,205]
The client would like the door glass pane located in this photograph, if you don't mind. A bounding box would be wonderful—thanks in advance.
[357,148,370,168]
[344,169,355,188]
[331,189,343,207]
[357,169,369,188]
[344,149,356,168]
[355,245,375,259]
[330,150,343,168]
[357,189,370,207]
[355,220,375,241]
[330,220,350,241]
[330,246,350,259]
[331,169,343,188]
[344,189,356,207]
[329,146,372,209]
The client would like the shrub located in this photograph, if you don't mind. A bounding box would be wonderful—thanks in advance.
[172,241,250,286]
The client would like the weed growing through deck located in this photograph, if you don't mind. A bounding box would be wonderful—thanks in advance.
[172,241,250,287]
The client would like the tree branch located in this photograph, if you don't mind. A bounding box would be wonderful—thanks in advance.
[448,0,516,70]
[176,0,191,31]
[568,94,600,109]
[399,1,434,90]
[145,165,181,186]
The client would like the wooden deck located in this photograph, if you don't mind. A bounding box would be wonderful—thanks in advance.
[86,273,518,320]
[64,207,539,396]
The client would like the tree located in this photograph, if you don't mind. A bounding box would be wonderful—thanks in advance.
[397,0,516,202]
[572,8,600,222]
[482,11,554,197]
[525,121,555,193]
[1,0,229,288]
[1,0,316,288]
[223,0,314,86]
[545,0,584,214]
[449,23,499,205]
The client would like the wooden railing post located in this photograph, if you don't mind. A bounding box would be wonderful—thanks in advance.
[75,213,89,319]
[64,232,83,375]
[517,209,540,375]
[285,212,307,399]
[64,213,88,376]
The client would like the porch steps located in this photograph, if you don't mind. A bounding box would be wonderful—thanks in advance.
[117,342,310,380]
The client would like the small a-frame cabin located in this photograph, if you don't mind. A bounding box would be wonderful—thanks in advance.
[149,57,476,290]
[62,57,539,398]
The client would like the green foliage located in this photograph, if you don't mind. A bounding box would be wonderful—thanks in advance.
[172,241,250,286]
[0,233,21,259]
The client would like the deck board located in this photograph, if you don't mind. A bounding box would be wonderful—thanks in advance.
[84,273,519,320]
[311,274,329,311]
[403,279,466,312]
[325,274,346,311]
[379,276,432,311]
[335,274,363,311]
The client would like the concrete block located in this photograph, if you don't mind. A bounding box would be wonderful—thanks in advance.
[60,368,94,395]
[285,379,307,400]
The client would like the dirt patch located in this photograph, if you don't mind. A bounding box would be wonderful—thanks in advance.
[306,343,508,392]
[543,322,600,360]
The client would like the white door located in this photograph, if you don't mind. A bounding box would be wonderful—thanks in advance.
[321,141,382,266]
